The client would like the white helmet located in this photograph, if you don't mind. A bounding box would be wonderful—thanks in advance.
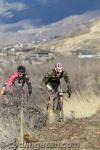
[54,63,63,73]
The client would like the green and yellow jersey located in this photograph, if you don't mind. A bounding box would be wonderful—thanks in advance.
[42,69,71,91]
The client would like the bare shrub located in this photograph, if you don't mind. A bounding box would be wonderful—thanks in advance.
[1,56,100,94]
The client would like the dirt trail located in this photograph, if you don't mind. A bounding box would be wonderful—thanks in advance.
[0,85,100,150]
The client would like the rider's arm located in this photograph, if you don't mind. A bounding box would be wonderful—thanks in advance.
[24,75,32,96]
[63,72,72,93]
[41,72,51,89]
[42,73,49,88]
[6,72,18,87]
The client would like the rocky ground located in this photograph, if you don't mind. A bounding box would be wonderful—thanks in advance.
[0,83,100,150]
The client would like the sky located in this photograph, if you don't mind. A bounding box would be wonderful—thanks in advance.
[0,0,100,26]
[0,0,100,47]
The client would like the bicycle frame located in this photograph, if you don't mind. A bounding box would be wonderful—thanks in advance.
[48,90,68,122]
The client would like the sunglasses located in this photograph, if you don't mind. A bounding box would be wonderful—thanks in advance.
[18,73,24,76]
[56,71,62,75]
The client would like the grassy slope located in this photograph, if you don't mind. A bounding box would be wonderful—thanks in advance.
[35,20,100,55]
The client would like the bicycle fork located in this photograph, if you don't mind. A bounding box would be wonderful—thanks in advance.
[57,97,64,122]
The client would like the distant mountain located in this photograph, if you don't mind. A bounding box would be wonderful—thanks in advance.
[0,0,100,48]
[0,11,100,48]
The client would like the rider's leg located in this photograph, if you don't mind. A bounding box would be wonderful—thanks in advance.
[47,83,54,110]
[48,94,54,110]
[60,96,63,108]
[58,86,63,108]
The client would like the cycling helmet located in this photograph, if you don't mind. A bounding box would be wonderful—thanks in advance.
[54,63,63,73]
[17,65,26,74]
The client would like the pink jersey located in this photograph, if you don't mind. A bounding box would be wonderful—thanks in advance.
[6,72,19,87]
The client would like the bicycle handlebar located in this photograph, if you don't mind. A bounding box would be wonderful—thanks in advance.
[56,90,71,98]
[39,86,72,98]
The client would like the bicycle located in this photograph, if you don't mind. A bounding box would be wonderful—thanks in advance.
[47,90,71,122]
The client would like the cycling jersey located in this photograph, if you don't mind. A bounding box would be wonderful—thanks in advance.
[42,69,71,92]
[3,71,32,95]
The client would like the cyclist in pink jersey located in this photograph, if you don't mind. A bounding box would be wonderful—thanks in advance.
[0,65,32,97]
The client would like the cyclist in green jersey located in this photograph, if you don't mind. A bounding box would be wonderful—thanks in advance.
[42,63,72,110]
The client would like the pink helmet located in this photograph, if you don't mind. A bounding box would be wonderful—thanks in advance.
[54,63,63,73]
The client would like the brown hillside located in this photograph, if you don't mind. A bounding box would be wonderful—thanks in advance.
[36,20,100,55]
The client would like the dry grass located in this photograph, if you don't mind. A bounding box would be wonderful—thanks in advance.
[63,91,100,119]
[47,91,100,123]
